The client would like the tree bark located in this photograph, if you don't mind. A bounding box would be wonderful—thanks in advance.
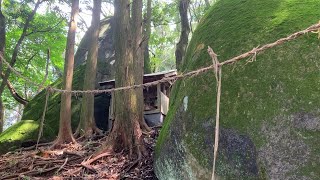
[0,0,5,133]
[53,0,79,147]
[143,0,152,74]
[77,0,101,137]
[175,0,190,70]
[133,0,151,133]
[100,0,147,158]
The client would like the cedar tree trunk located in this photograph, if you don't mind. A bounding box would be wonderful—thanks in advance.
[77,0,102,137]
[101,0,147,157]
[175,0,190,70]
[53,0,79,146]
[132,0,151,132]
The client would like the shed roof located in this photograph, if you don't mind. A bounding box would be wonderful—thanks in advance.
[99,69,177,88]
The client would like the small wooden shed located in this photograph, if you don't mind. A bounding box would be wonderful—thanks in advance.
[97,70,177,130]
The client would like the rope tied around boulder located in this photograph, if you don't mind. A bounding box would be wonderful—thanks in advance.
[208,46,222,180]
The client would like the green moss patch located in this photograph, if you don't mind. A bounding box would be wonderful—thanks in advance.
[156,0,320,179]
[0,120,39,154]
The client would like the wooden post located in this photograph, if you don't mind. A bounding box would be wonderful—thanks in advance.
[108,91,115,131]
[157,84,161,112]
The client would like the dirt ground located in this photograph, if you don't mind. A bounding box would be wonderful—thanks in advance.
[0,128,160,180]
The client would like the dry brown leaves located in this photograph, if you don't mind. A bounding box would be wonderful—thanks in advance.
[0,128,160,180]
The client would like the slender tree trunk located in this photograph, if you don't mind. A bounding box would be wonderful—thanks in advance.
[132,0,151,136]
[143,0,152,74]
[53,0,79,147]
[0,0,5,133]
[99,0,147,158]
[77,0,101,137]
[175,0,190,70]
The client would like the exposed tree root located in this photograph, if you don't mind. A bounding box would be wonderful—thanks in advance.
[74,124,104,139]
[16,142,52,151]
[140,119,152,132]
[50,137,78,150]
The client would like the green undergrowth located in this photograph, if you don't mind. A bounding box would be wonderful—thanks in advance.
[156,0,320,178]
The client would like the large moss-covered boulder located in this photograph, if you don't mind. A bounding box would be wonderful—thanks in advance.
[0,18,115,154]
[155,0,320,179]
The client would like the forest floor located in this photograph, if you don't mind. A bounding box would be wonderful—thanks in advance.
[0,127,160,179]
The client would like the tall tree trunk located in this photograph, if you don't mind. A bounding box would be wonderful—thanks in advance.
[143,0,152,74]
[132,0,151,133]
[175,0,190,70]
[0,0,5,133]
[77,0,101,137]
[53,0,79,147]
[100,0,147,158]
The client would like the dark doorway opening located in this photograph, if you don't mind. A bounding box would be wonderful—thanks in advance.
[94,93,111,131]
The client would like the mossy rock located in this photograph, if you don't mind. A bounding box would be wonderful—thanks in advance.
[155,0,320,179]
[0,120,39,154]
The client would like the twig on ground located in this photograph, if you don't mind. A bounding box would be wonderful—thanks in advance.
[82,152,112,165]
[56,158,68,173]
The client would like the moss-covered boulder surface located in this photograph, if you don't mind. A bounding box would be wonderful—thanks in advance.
[155,0,320,179]
[0,120,39,154]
